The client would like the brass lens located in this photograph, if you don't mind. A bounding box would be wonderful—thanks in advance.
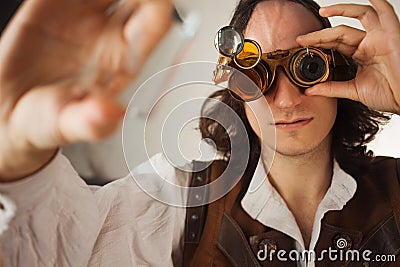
[234,40,262,69]
[290,48,329,86]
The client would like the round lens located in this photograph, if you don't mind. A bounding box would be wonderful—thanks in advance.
[214,26,244,57]
[292,48,328,85]
[299,55,326,81]
[228,64,269,101]
[234,40,262,69]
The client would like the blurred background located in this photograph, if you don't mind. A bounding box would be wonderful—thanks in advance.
[56,0,400,183]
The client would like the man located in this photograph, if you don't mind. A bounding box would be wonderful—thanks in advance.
[1,0,400,267]
[196,0,399,265]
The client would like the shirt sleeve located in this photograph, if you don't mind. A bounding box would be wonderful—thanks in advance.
[0,152,188,267]
[0,193,15,237]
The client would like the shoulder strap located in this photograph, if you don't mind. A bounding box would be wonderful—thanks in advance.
[346,157,400,266]
[182,161,211,266]
[394,158,400,224]
[377,158,400,236]
[397,158,400,183]
[390,158,400,211]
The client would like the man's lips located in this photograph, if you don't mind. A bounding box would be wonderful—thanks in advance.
[272,117,314,129]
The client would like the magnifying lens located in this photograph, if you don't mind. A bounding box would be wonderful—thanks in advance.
[214,26,245,58]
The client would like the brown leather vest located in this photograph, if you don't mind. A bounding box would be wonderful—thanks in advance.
[183,157,400,267]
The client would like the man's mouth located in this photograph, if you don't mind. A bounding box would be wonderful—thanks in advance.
[273,117,313,129]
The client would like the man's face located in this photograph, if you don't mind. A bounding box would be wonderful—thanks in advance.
[243,0,337,157]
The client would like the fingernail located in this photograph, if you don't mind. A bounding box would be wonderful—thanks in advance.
[305,88,316,95]
[297,33,310,39]
[296,35,306,43]
[319,7,328,16]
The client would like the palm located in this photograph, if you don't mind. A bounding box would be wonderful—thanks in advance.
[0,0,172,148]
[352,26,400,113]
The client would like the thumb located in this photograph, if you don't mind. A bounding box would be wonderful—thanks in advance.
[305,80,360,101]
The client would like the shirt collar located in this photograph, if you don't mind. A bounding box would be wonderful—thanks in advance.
[241,157,357,250]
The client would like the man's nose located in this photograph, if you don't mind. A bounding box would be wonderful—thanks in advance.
[269,69,302,109]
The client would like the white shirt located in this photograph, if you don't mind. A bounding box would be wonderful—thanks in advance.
[242,157,357,267]
[0,152,356,267]
[0,194,15,237]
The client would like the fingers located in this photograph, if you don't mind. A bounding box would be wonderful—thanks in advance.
[369,0,400,33]
[319,4,380,31]
[315,1,398,33]
[297,26,365,57]
[94,0,173,76]
[298,1,399,53]
[106,0,137,26]
[9,84,125,151]
[123,0,173,73]
[86,0,173,91]
[88,0,122,12]
[304,80,360,102]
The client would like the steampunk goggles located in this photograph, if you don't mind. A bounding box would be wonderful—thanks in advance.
[213,26,343,101]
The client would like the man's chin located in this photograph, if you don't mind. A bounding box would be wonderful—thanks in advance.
[274,146,313,157]
[264,142,324,158]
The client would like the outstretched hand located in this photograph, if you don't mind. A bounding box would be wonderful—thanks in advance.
[297,0,400,114]
[0,0,173,180]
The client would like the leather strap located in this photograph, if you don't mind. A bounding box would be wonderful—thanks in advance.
[397,158,400,185]
[389,158,400,240]
[183,161,211,265]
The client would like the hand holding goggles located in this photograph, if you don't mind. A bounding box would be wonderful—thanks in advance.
[213,26,340,101]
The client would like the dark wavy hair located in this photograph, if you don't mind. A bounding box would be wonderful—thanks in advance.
[199,0,390,177]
